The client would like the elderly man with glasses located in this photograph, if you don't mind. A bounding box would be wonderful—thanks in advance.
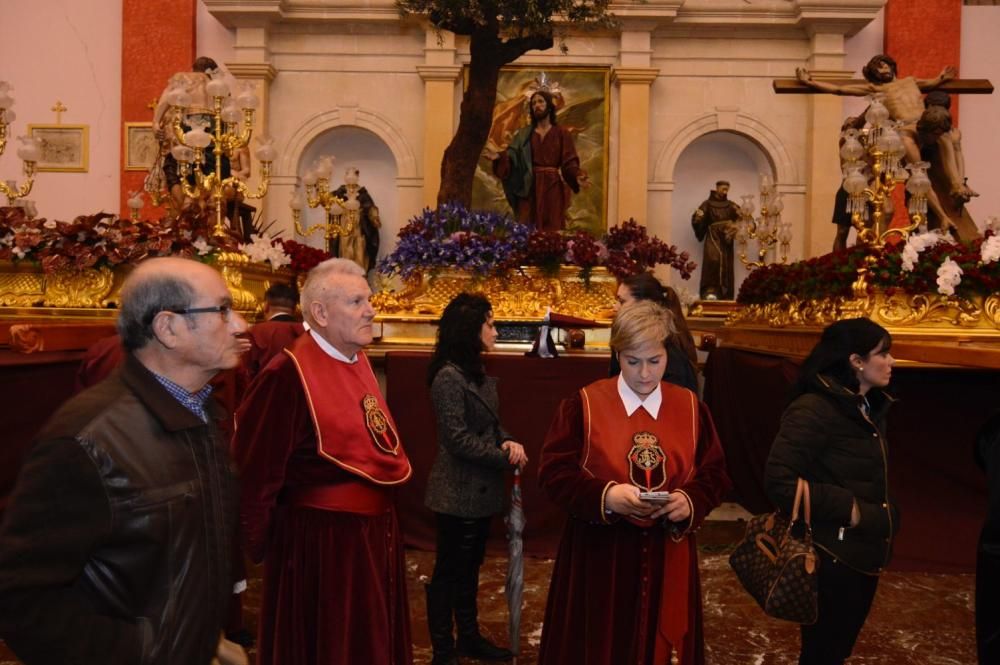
[0,257,250,665]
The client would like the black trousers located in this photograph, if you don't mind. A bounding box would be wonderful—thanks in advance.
[799,550,880,665]
[427,513,492,642]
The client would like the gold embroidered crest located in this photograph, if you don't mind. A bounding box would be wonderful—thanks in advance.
[363,393,400,455]
[628,430,666,491]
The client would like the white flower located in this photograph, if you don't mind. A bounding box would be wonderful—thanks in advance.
[901,231,949,272]
[238,233,290,269]
[0,232,12,247]
[12,247,27,259]
[43,220,58,229]
[936,257,963,296]
[192,236,213,256]
[981,235,1000,265]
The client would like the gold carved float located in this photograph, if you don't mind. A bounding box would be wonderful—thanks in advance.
[0,253,291,319]
[373,265,617,322]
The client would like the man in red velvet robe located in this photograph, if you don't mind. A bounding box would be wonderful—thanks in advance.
[239,282,304,385]
[538,300,731,665]
[233,258,413,665]
[488,90,589,231]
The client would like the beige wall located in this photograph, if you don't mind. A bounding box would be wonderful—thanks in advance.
[8,0,997,282]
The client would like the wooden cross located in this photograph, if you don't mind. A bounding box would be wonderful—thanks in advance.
[774,78,993,95]
[51,101,67,124]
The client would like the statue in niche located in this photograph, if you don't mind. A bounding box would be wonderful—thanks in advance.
[331,167,381,272]
[691,180,741,300]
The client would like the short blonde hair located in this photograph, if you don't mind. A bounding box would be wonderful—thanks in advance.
[610,300,675,354]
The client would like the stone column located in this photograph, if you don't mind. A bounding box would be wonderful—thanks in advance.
[228,26,278,231]
[416,29,461,209]
[802,31,851,258]
[613,27,658,227]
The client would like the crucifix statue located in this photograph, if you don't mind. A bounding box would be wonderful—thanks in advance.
[775,54,993,241]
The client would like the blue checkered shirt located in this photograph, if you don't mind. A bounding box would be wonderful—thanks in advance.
[152,373,214,423]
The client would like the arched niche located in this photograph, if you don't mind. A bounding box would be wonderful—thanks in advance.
[295,126,399,268]
[669,131,774,301]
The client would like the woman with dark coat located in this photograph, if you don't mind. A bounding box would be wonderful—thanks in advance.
[611,272,700,394]
[765,317,899,665]
[424,293,527,665]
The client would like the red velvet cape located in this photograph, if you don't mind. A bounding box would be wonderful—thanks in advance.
[537,387,731,665]
[232,347,412,665]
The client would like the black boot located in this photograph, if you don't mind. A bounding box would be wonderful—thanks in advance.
[454,568,513,661]
[425,582,459,665]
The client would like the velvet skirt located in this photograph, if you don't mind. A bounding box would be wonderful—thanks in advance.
[537,518,705,665]
[256,505,412,665]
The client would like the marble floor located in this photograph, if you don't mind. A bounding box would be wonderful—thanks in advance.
[0,521,978,664]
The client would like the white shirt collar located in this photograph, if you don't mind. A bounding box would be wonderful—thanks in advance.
[617,374,662,418]
[309,329,357,364]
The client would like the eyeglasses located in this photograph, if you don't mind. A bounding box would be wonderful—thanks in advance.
[167,304,234,321]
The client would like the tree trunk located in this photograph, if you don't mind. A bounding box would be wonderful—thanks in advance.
[437,31,502,208]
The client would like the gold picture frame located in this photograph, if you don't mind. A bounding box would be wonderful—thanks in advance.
[124,122,158,171]
[470,65,611,235]
[27,124,89,173]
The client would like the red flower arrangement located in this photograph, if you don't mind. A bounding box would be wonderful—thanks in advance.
[0,206,238,274]
[278,239,332,274]
[736,233,1000,304]
[603,219,696,281]
[520,229,568,277]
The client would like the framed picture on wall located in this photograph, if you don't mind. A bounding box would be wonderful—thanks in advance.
[124,122,158,171]
[27,124,89,173]
[469,65,610,236]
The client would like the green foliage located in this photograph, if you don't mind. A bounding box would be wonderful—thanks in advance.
[397,0,615,37]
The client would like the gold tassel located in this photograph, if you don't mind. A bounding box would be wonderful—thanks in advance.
[670,647,680,665]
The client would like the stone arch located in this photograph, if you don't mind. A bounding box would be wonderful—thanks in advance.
[653,111,798,186]
[280,107,418,179]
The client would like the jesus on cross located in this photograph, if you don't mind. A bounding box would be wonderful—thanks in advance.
[776,53,993,238]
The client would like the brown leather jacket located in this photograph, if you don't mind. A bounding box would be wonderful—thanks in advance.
[0,353,238,664]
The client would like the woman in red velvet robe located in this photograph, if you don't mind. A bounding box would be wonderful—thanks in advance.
[538,300,731,665]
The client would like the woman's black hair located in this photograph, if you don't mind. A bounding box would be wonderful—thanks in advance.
[622,272,699,366]
[791,317,892,400]
[427,293,493,386]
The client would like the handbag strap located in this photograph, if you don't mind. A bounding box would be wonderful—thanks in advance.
[789,478,812,528]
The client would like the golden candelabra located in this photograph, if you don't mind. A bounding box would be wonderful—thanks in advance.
[0,80,41,203]
[840,94,931,248]
[736,174,792,269]
[290,156,361,253]
[160,73,275,236]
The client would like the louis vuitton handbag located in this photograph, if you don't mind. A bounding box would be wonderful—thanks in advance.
[728,478,819,624]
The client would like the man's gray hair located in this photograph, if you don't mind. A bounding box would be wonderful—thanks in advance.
[300,258,365,327]
[117,266,196,352]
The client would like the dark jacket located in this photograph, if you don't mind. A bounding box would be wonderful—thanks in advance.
[0,354,238,665]
[425,363,514,518]
[765,375,898,574]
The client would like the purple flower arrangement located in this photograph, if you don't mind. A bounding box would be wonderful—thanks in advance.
[377,203,530,279]
[378,204,697,281]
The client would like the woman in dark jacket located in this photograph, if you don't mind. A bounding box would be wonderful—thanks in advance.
[611,272,700,393]
[765,317,898,665]
[424,293,527,665]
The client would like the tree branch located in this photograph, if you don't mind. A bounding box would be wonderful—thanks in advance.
[496,34,554,66]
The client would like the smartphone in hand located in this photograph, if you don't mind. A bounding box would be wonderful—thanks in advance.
[638,491,670,504]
